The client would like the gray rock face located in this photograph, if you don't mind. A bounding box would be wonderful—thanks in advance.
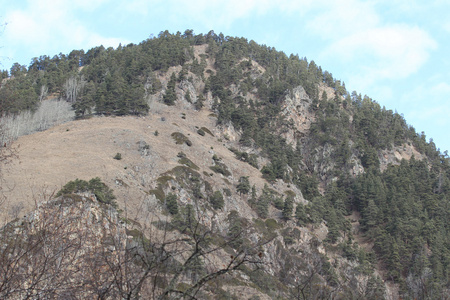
[281,86,315,145]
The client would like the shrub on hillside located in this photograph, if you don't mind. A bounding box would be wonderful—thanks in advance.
[57,177,117,208]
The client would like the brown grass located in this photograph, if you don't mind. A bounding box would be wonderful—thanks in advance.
[1,102,299,224]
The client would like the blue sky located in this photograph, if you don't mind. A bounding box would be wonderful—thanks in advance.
[1,0,449,153]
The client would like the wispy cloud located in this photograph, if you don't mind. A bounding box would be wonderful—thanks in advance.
[4,0,125,62]
[400,81,450,123]
[305,0,380,37]
[325,25,436,79]
[161,0,275,29]
[298,0,437,94]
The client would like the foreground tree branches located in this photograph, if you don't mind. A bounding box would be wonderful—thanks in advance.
[0,193,269,299]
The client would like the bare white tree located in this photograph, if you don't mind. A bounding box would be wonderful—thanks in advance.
[0,99,74,144]
[63,75,86,103]
[39,85,48,102]
[0,193,270,299]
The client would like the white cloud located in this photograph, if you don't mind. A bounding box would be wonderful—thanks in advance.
[305,0,380,38]
[399,81,450,121]
[3,0,125,64]
[161,0,277,29]
[325,25,436,81]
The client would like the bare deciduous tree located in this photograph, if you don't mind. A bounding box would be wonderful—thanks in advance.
[63,75,86,103]
[39,85,48,102]
[0,99,74,144]
[0,194,270,299]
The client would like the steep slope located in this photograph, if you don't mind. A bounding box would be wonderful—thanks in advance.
[1,31,449,299]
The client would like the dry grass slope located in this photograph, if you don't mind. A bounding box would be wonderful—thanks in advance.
[0,102,298,225]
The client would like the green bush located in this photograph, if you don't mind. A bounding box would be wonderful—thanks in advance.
[113,153,122,160]
[171,132,192,146]
[209,161,231,177]
[178,157,200,170]
[166,193,179,215]
[200,127,214,136]
[57,177,117,208]
[210,191,224,210]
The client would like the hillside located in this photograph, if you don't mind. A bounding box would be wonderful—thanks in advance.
[1,30,449,299]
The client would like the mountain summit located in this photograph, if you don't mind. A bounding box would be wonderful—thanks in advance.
[1,30,449,299]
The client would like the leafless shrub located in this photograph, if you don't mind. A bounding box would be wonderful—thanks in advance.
[0,194,269,299]
[63,75,86,103]
[0,99,74,144]
[39,85,48,102]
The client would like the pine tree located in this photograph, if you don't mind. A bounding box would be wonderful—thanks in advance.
[163,72,177,106]
[236,176,250,195]
[295,204,308,226]
[209,191,224,210]
[325,209,340,244]
[282,197,294,220]
[166,193,178,215]
[227,210,243,249]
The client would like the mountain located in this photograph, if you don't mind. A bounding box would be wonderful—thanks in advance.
[0,30,449,299]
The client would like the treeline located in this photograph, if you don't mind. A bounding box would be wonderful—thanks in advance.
[195,31,449,297]
[354,157,450,297]
[1,29,449,296]
[0,30,199,117]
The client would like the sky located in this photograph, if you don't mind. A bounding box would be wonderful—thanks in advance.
[1,0,449,153]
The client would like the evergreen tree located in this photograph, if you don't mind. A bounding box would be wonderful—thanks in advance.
[209,190,224,210]
[163,72,177,106]
[166,193,179,215]
[325,209,340,244]
[295,204,308,226]
[236,176,250,195]
[282,197,294,220]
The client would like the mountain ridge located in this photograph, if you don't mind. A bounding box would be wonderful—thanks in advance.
[1,30,449,299]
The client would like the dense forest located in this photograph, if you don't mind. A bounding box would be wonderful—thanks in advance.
[1,30,449,298]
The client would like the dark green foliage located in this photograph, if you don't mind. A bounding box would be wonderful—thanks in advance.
[184,90,192,103]
[148,188,165,201]
[57,177,117,208]
[2,32,194,117]
[229,148,258,168]
[0,75,39,114]
[236,176,250,195]
[196,128,205,136]
[272,196,284,210]
[165,193,178,215]
[200,127,214,136]
[113,153,122,160]
[223,188,232,197]
[254,184,272,218]
[209,164,231,177]
[209,191,224,210]
[282,197,294,220]
[163,73,177,106]
[295,203,308,226]
[209,157,231,177]
[170,204,198,234]
[171,132,192,146]
[351,158,450,290]
[227,211,244,249]
[4,29,450,297]
[195,94,205,110]
[324,209,340,244]
[177,156,200,170]
[255,196,269,219]
[294,172,320,200]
